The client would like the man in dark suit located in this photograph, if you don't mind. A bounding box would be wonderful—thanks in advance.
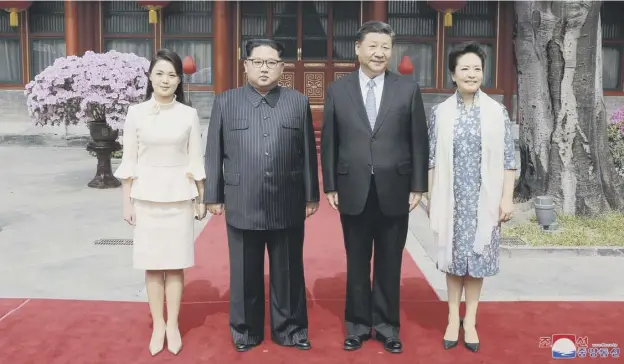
[204,38,320,352]
[320,20,429,354]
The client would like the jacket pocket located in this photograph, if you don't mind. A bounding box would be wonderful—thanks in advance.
[281,117,301,130]
[337,162,349,175]
[224,172,240,185]
[229,119,249,131]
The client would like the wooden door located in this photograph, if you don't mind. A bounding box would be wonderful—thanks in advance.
[237,1,362,128]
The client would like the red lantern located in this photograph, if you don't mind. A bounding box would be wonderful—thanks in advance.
[427,0,466,28]
[182,56,196,75]
[398,56,414,75]
[0,1,32,27]
[137,1,170,24]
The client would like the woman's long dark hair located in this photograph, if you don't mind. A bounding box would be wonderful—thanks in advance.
[145,48,186,104]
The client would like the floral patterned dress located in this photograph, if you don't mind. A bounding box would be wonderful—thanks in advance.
[428,91,516,278]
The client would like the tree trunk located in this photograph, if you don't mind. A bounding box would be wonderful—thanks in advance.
[513,0,624,216]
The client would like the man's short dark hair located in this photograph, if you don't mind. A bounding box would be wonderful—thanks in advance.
[244,39,285,59]
[355,20,395,43]
[447,41,487,74]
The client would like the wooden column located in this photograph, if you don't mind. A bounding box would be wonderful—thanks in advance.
[371,0,387,22]
[213,0,229,94]
[76,1,98,56]
[501,2,514,112]
[64,0,79,56]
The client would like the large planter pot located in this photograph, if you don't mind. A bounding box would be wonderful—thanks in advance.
[89,120,119,141]
[86,120,122,189]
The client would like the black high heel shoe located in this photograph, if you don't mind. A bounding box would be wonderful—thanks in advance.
[443,338,458,350]
[442,319,463,350]
[462,319,480,352]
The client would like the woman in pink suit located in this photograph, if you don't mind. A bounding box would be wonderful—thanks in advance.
[114,49,206,356]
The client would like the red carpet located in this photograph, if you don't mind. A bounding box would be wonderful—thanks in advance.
[1,196,623,363]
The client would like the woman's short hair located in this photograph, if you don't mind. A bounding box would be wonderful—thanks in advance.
[447,42,487,85]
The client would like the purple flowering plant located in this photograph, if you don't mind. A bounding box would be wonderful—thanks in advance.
[607,105,624,176]
[610,106,624,134]
[25,50,150,130]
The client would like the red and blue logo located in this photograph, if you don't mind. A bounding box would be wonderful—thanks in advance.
[539,334,619,359]
[551,334,577,359]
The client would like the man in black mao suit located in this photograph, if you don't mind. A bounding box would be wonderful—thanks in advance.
[204,39,320,352]
[320,21,429,354]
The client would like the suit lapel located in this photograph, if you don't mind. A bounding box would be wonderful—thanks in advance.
[372,72,398,136]
[346,71,373,133]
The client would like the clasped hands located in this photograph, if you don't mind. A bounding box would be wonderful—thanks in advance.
[204,202,319,218]
[326,191,422,211]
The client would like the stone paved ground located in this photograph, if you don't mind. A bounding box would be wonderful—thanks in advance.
[407,205,624,302]
[0,146,206,302]
[1,145,622,304]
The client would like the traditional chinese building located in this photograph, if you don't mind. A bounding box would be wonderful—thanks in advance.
[1,0,623,135]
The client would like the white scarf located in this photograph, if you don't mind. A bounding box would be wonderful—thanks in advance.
[429,91,506,272]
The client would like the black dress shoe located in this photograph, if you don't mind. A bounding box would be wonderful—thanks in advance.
[294,338,311,350]
[375,333,402,353]
[343,335,363,351]
[343,334,371,351]
[382,338,402,353]
[234,343,258,352]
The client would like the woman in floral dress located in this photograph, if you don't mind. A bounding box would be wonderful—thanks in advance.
[427,42,516,353]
